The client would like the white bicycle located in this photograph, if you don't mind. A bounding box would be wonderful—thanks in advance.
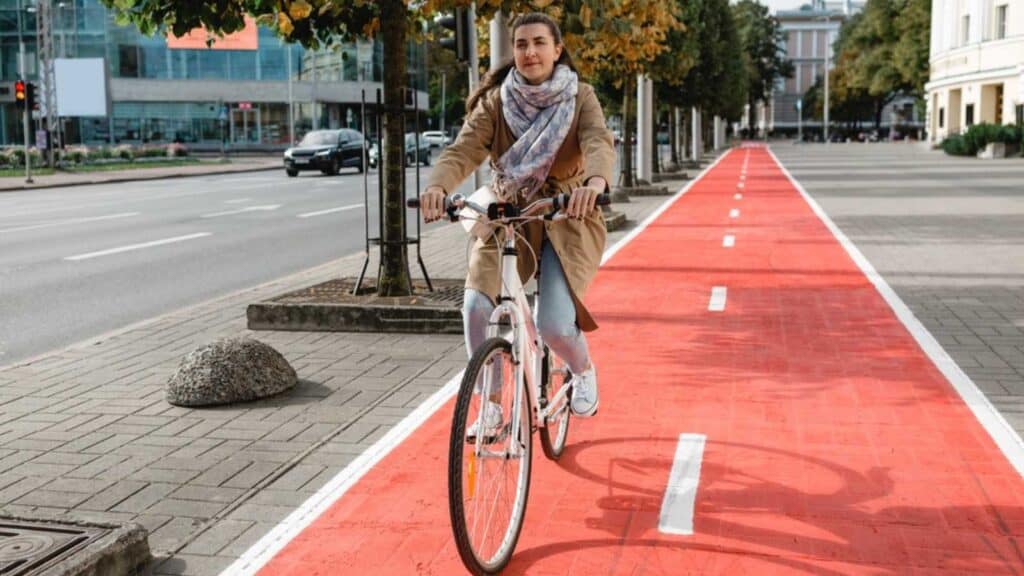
[408,190,610,575]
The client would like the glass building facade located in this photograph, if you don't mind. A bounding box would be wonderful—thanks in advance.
[0,0,427,148]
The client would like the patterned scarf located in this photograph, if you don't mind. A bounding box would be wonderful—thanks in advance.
[493,64,578,201]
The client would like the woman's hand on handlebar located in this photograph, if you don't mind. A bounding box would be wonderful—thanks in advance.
[567,177,606,219]
[421,186,447,223]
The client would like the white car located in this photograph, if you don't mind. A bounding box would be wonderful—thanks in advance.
[421,131,452,148]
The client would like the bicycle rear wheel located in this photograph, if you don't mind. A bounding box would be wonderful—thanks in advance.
[449,337,532,575]
[539,347,571,460]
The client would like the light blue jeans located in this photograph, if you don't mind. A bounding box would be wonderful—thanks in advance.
[463,241,591,394]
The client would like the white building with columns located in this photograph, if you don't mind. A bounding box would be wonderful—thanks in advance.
[926,0,1024,143]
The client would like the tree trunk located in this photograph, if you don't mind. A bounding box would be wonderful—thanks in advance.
[377,0,412,296]
[669,106,679,166]
[747,97,757,138]
[621,78,635,188]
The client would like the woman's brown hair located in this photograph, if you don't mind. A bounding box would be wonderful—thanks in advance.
[465,12,578,113]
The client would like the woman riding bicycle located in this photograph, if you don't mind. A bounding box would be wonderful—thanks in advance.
[420,12,615,424]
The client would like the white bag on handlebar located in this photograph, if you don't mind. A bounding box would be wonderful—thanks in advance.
[460,185,497,240]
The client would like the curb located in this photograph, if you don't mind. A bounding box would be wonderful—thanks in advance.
[0,163,280,193]
[246,277,465,334]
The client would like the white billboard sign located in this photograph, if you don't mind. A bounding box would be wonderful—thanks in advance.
[55,58,108,117]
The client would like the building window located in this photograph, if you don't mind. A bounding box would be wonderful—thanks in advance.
[996,5,1008,40]
[961,15,971,45]
[965,104,975,126]
[938,107,945,128]
[1016,104,1024,127]
[118,45,139,78]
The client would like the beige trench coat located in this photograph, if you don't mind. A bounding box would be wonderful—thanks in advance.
[426,82,616,331]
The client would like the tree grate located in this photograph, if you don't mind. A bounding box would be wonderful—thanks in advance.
[0,520,108,575]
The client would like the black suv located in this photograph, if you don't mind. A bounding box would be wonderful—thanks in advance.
[284,129,366,176]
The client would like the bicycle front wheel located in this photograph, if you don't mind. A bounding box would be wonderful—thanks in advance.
[449,337,533,575]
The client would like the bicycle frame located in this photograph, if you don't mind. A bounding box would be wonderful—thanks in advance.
[481,223,571,458]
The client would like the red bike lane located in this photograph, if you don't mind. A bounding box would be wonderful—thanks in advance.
[233,145,1024,575]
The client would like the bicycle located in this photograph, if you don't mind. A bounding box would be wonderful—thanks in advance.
[408,190,611,575]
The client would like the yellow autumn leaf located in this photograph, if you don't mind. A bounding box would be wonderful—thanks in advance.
[580,4,592,28]
[277,11,293,36]
[288,0,313,21]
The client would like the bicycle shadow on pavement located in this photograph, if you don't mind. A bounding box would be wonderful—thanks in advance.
[503,436,1024,575]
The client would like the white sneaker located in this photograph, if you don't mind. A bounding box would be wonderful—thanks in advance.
[466,400,504,443]
[570,366,599,417]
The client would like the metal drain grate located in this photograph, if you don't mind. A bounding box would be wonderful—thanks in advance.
[0,521,108,575]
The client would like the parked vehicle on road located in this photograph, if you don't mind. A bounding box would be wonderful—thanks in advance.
[284,129,366,177]
[421,130,452,148]
[368,133,432,169]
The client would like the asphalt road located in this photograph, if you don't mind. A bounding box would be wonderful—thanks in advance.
[0,165,460,366]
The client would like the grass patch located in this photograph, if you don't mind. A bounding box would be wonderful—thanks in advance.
[62,158,203,173]
[0,167,55,177]
[0,158,207,177]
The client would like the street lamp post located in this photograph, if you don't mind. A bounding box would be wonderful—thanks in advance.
[822,13,831,144]
[17,0,32,183]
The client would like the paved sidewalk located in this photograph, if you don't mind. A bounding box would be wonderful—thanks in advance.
[0,156,280,192]
[0,179,680,574]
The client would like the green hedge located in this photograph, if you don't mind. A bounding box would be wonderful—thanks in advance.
[942,123,1023,156]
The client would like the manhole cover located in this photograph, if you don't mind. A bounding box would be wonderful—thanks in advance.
[0,521,108,575]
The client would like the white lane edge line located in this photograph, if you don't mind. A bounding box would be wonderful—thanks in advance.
[64,232,211,261]
[766,146,1024,479]
[708,286,727,312]
[658,433,707,536]
[0,212,139,234]
[201,205,281,219]
[601,150,733,266]
[223,198,251,205]
[723,235,735,248]
[225,149,738,576]
[729,208,740,219]
[297,204,365,219]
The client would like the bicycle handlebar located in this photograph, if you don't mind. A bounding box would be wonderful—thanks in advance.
[406,192,611,218]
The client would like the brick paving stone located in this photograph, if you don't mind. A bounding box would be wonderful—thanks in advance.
[152,553,235,576]
[221,461,279,490]
[112,482,178,514]
[180,519,256,556]
[148,498,227,519]
[268,463,326,492]
[77,480,148,512]
[14,489,93,509]
[171,485,247,504]
[148,516,206,554]
[64,454,131,479]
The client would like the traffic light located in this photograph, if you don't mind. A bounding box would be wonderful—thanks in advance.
[438,7,471,63]
[26,82,36,112]
[14,80,25,109]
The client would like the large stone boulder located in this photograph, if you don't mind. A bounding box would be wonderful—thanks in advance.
[166,337,296,406]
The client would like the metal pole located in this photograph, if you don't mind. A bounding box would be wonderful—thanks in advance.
[468,2,481,189]
[20,42,32,183]
[439,73,445,134]
[798,100,803,143]
[287,43,294,144]
[824,15,831,144]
